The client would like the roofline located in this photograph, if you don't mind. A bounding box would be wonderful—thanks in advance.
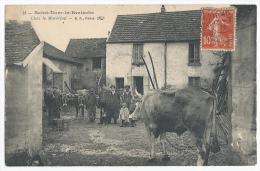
[43,41,82,65]
[6,42,43,67]
[65,38,107,54]
[107,9,202,44]
[116,9,201,17]
[107,15,118,42]
[70,56,106,59]
[68,38,107,41]
[22,42,44,67]
[43,54,82,65]
[106,39,201,44]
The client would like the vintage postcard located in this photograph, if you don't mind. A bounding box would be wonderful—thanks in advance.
[3,3,257,167]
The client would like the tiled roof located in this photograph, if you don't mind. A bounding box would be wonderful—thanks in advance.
[43,42,81,65]
[5,20,40,65]
[107,10,201,43]
[65,38,106,59]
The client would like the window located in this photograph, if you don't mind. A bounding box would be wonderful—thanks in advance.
[188,42,200,65]
[132,44,144,65]
[92,58,102,70]
[115,77,124,90]
[188,77,200,87]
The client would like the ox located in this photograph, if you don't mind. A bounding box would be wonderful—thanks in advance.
[138,87,220,165]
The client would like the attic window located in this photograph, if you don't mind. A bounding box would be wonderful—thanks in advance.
[132,43,144,65]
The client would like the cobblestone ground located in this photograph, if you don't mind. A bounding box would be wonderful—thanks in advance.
[41,109,243,166]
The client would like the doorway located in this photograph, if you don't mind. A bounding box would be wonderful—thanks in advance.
[115,77,124,90]
[133,76,144,95]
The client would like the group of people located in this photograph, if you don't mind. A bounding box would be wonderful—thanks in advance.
[99,85,141,127]
[43,84,142,128]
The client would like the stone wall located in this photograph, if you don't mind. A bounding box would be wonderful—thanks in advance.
[5,44,43,161]
[49,59,81,91]
[231,5,256,165]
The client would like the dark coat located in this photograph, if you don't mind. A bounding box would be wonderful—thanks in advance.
[86,92,97,109]
[105,91,121,118]
[49,93,62,119]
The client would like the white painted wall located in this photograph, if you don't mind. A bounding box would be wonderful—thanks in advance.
[167,43,221,89]
[5,43,43,155]
[106,43,132,84]
[106,42,221,94]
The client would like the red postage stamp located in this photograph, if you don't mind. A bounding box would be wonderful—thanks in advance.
[201,8,236,51]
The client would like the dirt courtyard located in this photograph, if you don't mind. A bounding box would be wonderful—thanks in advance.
[41,110,242,166]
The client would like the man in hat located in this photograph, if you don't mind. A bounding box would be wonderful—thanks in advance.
[86,88,97,122]
[44,87,53,126]
[52,87,62,119]
[105,85,121,124]
[97,85,107,124]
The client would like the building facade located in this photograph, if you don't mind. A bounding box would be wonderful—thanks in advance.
[65,38,106,89]
[106,9,221,94]
[5,21,43,163]
[43,42,82,91]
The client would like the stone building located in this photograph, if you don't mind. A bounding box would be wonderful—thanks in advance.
[5,21,43,163]
[65,38,106,89]
[106,8,221,94]
[43,42,82,91]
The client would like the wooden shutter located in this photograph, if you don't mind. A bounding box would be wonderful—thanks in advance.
[132,44,137,64]
[194,42,200,63]
[138,44,143,63]
[188,43,194,64]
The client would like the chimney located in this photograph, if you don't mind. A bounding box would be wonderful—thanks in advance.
[161,5,166,13]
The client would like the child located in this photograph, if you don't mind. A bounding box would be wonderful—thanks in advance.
[119,102,130,127]
[129,100,140,127]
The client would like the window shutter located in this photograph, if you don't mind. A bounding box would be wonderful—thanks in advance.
[139,44,143,63]
[194,43,200,63]
[188,43,194,64]
[132,44,136,64]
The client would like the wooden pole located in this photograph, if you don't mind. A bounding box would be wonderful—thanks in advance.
[148,51,159,89]
[140,55,156,89]
[164,43,167,88]
[64,81,73,93]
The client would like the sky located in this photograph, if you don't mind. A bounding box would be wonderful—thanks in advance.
[5,5,228,51]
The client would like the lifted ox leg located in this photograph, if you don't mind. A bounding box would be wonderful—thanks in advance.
[196,139,210,166]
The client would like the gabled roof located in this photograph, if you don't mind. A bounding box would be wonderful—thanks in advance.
[65,38,106,59]
[5,20,40,65]
[43,42,81,65]
[107,10,201,43]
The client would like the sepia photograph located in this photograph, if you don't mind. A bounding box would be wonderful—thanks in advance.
[1,1,258,167]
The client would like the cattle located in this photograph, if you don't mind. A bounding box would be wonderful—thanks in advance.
[138,86,220,166]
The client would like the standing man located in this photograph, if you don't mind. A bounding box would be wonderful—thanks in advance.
[44,87,53,126]
[105,85,121,124]
[72,90,79,118]
[78,94,85,118]
[52,88,62,119]
[86,88,97,122]
[122,85,132,110]
[97,85,106,124]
